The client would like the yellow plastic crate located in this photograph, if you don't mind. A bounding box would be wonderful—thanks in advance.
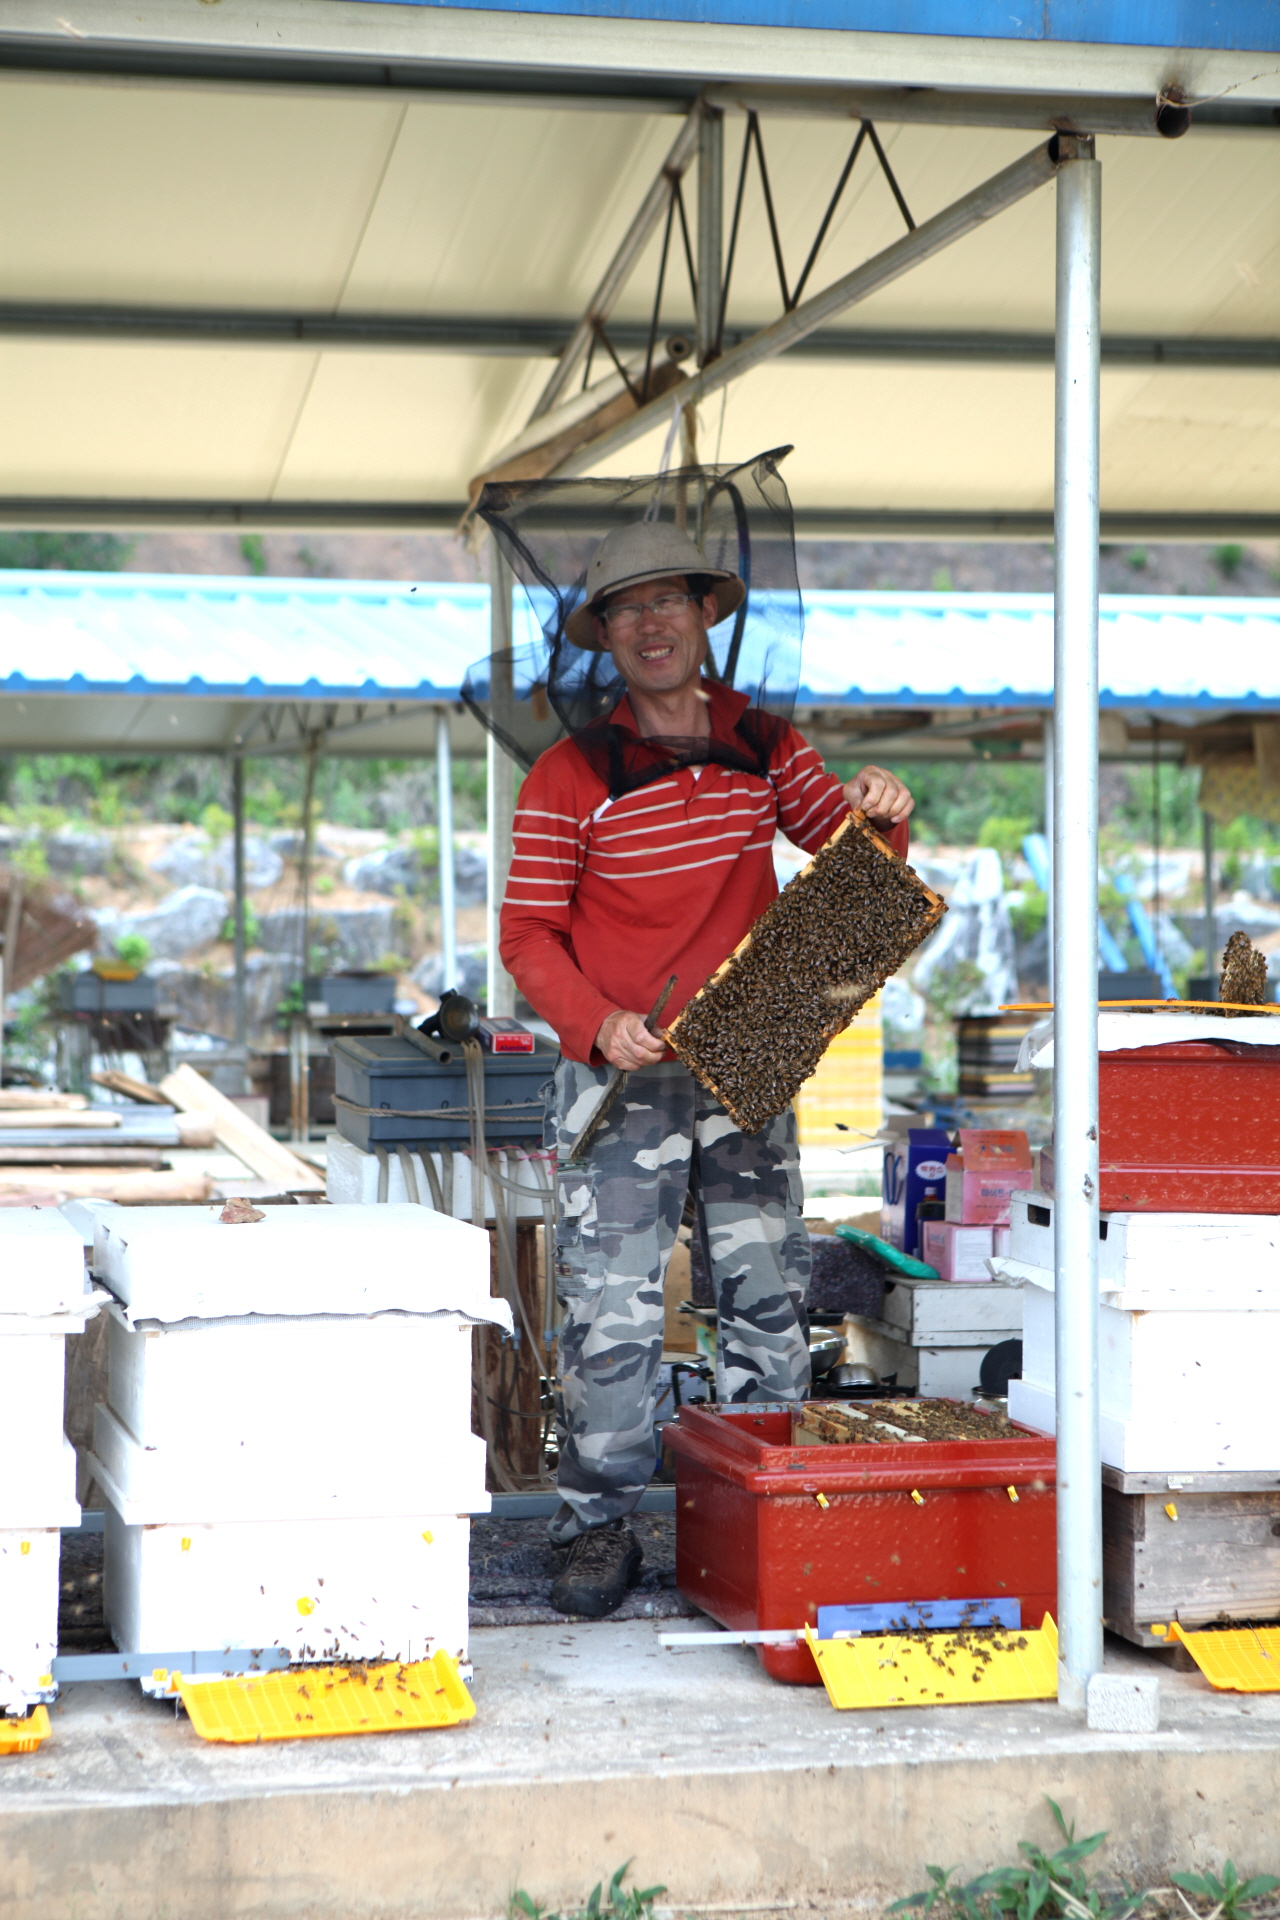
[178,1651,476,1744]
[1169,1622,1280,1692]
[795,994,883,1148]
[0,1707,51,1755]
[805,1615,1058,1710]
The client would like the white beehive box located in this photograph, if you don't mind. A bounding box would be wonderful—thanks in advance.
[1010,1279,1280,1471]
[0,1529,61,1715]
[96,1202,499,1323]
[1004,1189,1280,1307]
[104,1507,471,1669]
[0,1208,89,1316]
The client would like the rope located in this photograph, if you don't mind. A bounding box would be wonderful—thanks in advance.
[333,1093,541,1121]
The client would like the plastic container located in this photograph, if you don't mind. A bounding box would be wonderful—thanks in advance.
[330,1034,556,1149]
[666,1403,1056,1684]
[104,1507,472,1669]
[304,972,397,1015]
[1097,1041,1280,1211]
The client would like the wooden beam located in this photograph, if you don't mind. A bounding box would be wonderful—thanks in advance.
[160,1063,325,1191]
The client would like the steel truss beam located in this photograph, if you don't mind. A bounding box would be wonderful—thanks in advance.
[0,302,1270,372]
[551,137,1067,477]
[0,498,1273,542]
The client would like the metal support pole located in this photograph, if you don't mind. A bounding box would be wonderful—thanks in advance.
[232,755,248,1089]
[486,541,517,1018]
[1042,714,1054,998]
[437,707,458,994]
[1052,134,1103,1710]
[697,104,724,368]
[1201,808,1216,980]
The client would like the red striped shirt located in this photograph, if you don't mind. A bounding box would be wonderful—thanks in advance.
[500,682,908,1063]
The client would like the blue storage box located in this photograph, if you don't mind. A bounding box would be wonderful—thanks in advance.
[330,1032,556,1149]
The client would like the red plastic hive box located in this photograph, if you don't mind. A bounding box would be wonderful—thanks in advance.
[1099,1041,1280,1211]
[667,1405,1056,1685]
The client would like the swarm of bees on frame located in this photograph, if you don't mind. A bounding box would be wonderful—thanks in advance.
[1219,929,1268,1007]
[665,812,945,1133]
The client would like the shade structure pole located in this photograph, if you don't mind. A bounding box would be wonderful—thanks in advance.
[487,540,517,1018]
[231,755,248,1087]
[1052,133,1103,1711]
[697,103,724,368]
[437,707,458,994]
[1201,808,1216,980]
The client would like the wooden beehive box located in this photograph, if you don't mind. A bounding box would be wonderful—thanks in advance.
[1103,1467,1280,1648]
[665,811,945,1133]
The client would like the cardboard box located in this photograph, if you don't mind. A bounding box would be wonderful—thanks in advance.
[922,1219,996,1281]
[881,1126,951,1256]
[944,1130,1032,1225]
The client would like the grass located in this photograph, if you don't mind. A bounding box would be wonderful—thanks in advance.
[511,1862,665,1920]
[890,1800,1280,1920]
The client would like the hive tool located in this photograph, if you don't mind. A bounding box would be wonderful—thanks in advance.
[566,975,676,1163]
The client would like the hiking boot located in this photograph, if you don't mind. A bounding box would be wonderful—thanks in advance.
[549,1520,643,1618]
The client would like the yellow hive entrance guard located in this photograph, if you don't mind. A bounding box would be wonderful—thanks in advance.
[805,1617,1058,1710]
[1170,1622,1280,1693]
[178,1651,475,1744]
[0,1707,51,1754]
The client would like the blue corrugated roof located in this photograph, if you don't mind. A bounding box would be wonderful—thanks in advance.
[0,572,1278,711]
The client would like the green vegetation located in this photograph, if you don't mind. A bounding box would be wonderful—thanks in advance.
[978,814,1036,868]
[112,932,152,970]
[1213,543,1245,579]
[892,1799,1280,1920]
[1126,548,1148,571]
[0,532,132,572]
[239,534,267,576]
[220,909,261,948]
[0,753,487,833]
[510,1863,664,1920]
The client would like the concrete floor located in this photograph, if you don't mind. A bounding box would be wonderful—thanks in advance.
[4,1620,1280,1920]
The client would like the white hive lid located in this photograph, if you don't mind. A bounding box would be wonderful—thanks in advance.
[0,1208,90,1318]
[96,1203,510,1327]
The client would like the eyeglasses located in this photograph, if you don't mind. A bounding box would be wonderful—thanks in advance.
[600,591,699,633]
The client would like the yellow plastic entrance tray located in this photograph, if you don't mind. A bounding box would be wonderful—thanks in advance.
[1170,1622,1280,1692]
[0,1707,51,1754]
[805,1616,1058,1710]
[178,1652,476,1744]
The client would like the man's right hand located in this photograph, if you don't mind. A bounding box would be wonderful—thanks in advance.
[596,1009,668,1071]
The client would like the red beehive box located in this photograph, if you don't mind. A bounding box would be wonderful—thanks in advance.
[1099,1041,1280,1211]
[666,1404,1056,1685]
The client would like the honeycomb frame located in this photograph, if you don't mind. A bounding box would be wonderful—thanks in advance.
[664,811,945,1133]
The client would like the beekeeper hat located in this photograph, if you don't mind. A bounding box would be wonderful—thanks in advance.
[564,519,746,650]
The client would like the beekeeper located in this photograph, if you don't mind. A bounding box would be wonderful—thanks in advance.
[500,520,913,1616]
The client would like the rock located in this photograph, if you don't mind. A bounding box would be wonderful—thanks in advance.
[152,953,295,1039]
[268,830,337,861]
[258,904,396,971]
[345,845,420,896]
[913,848,1017,1015]
[345,840,488,906]
[97,886,229,962]
[46,827,114,876]
[414,944,488,1002]
[152,834,282,892]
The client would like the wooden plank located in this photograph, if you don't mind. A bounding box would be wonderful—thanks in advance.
[0,1146,165,1166]
[0,1089,88,1110]
[91,1069,169,1107]
[0,1109,119,1130]
[0,1168,211,1201]
[1103,1464,1280,1494]
[159,1064,324,1191]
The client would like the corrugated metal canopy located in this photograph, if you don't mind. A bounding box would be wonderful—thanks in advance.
[0,64,1276,528]
[0,571,1275,757]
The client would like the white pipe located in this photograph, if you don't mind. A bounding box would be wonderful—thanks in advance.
[1052,136,1104,1710]
[436,708,458,994]
[1042,714,1054,998]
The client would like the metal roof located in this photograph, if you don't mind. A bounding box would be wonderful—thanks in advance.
[0,573,1276,759]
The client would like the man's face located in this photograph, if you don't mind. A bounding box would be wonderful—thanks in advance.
[600,573,720,699]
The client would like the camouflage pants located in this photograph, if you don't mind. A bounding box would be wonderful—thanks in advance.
[547,1057,810,1543]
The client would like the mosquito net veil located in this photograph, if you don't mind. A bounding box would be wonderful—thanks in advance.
[461,447,803,800]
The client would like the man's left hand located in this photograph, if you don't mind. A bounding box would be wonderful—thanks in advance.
[843,765,914,829]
